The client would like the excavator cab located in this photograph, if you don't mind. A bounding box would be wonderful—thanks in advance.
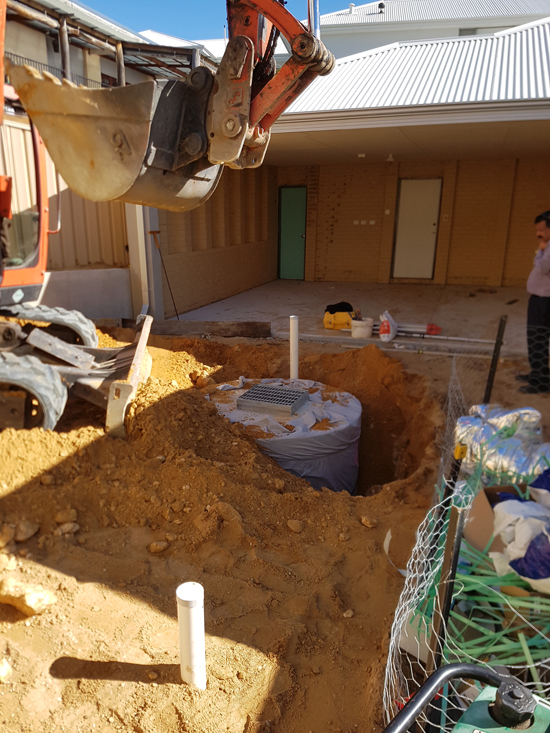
[0,101,49,307]
[8,0,334,213]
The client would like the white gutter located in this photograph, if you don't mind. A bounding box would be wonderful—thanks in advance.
[274,100,550,132]
[319,13,545,32]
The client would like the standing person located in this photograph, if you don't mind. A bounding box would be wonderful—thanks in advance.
[517,211,550,394]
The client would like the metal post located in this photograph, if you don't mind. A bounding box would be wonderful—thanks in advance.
[59,17,71,82]
[116,42,126,87]
[314,0,321,39]
[307,0,315,35]
[290,315,299,379]
[427,504,466,674]
[483,315,507,403]
[424,503,466,733]
[191,48,200,69]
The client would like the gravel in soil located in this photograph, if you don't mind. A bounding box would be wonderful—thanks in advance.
[0,334,442,733]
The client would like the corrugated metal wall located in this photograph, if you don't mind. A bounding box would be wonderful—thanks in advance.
[157,165,278,316]
[1,116,129,270]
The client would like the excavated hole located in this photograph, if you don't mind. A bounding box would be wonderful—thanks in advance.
[93,332,443,496]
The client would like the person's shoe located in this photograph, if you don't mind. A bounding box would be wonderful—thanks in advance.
[516,373,533,383]
[519,384,550,394]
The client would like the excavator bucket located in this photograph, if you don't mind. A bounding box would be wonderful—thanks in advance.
[8,64,223,212]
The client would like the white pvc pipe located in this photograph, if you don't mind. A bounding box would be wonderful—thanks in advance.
[290,315,299,380]
[176,582,206,690]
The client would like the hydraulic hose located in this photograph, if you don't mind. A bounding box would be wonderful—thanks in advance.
[384,663,505,733]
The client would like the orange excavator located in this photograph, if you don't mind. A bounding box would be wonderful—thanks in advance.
[0,0,334,432]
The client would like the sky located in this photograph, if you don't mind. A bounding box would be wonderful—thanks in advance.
[78,0,352,41]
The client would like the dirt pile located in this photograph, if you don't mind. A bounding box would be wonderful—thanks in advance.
[0,337,442,733]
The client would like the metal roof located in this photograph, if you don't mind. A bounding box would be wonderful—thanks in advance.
[6,1,218,80]
[284,17,550,114]
[140,30,289,63]
[321,0,550,26]
[30,0,147,42]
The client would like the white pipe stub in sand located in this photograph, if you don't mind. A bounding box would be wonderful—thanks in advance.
[176,582,206,690]
[289,315,299,380]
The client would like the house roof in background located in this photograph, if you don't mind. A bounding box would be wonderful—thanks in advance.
[31,0,147,42]
[321,0,550,26]
[6,1,218,79]
[283,16,550,115]
[140,30,288,61]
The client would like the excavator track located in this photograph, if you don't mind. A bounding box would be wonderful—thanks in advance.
[0,352,67,429]
[0,304,99,347]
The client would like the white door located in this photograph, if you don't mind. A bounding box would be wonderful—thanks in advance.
[392,178,442,279]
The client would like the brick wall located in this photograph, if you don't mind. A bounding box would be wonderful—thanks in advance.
[158,165,277,317]
[504,159,550,286]
[276,157,547,286]
[156,156,547,315]
[446,160,516,286]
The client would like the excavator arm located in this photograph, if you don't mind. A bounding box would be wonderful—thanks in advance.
[7,0,334,212]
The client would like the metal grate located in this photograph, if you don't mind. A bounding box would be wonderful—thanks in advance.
[236,384,308,416]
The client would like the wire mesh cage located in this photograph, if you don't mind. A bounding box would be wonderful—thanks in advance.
[384,349,550,732]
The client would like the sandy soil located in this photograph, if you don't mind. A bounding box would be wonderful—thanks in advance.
[0,336,446,733]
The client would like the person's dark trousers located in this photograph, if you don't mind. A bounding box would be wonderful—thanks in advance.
[527,294,550,387]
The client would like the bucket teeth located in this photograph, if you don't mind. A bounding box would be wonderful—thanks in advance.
[23,64,43,80]
[42,70,62,85]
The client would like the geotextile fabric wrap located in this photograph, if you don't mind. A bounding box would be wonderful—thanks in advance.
[210,378,362,494]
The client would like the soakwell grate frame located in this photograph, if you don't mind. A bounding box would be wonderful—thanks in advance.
[236,384,308,416]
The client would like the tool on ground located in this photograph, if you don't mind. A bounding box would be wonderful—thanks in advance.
[324,302,361,330]
[7,0,335,212]
[385,663,541,733]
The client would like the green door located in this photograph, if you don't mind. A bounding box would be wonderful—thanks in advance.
[279,187,306,279]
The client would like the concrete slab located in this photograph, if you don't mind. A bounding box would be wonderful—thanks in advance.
[177,280,527,356]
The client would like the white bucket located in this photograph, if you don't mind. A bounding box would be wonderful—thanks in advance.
[351,318,374,338]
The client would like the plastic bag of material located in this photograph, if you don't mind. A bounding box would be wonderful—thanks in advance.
[490,499,550,593]
[528,468,550,509]
[379,311,398,342]
[469,405,542,436]
[511,531,550,581]
[454,404,549,482]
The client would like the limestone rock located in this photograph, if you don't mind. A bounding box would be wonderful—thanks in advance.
[147,671,159,680]
[0,577,57,616]
[287,520,304,534]
[361,516,378,529]
[53,522,80,536]
[40,474,55,486]
[148,541,169,554]
[0,525,14,550]
[55,508,77,524]
[343,609,354,618]
[339,533,350,542]
[0,555,15,573]
[0,659,12,683]
[14,521,40,543]
[273,479,285,491]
